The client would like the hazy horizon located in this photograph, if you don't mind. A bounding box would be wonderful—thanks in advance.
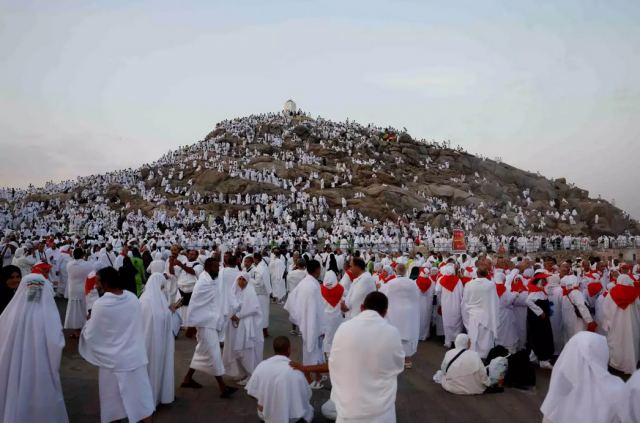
[1,0,639,218]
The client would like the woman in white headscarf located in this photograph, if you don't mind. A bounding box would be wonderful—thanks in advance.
[0,273,68,422]
[540,331,625,423]
[436,333,491,395]
[12,247,36,278]
[139,273,175,406]
[320,270,344,355]
[222,272,263,385]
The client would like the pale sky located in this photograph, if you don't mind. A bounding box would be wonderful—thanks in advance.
[1,0,638,218]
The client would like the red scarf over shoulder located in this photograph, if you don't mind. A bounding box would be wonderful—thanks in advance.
[609,284,638,310]
[439,275,460,292]
[416,270,432,293]
[321,283,345,308]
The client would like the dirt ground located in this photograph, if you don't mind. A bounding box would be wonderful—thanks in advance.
[59,301,550,423]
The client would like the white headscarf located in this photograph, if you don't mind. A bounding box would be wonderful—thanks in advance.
[454,333,470,350]
[139,273,175,405]
[323,270,338,289]
[619,370,640,422]
[0,274,68,422]
[540,332,625,423]
[441,264,456,276]
[560,275,579,289]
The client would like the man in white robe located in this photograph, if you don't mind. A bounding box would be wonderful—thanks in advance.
[341,256,376,320]
[174,248,204,323]
[286,257,307,294]
[437,263,464,348]
[379,263,420,368]
[436,334,491,395]
[181,257,237,397]
[0,273,68,423]
[560,274,596,345]
[253,252,272,337]
[269,249,287,302]
[246,336,314,423]
[64,247,95,335]
[330,291,405,422]
[494,272,518,352]
[79,267,155,423]
[284,259,326,388]
[462,267,499,359]
[416,266,436,341]
[218,253,241,344]
[139,273,176,406]
[223,272,264,385]
[602,274,640,374]
[540,332,625,423]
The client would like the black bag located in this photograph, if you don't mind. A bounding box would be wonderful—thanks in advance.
[486,346,536,389]
[505,350,536,389]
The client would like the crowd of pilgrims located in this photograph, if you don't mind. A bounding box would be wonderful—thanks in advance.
[0,234,639,422]
[2,112,637,258]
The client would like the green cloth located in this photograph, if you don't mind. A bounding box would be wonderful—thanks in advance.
[131,256,146,296]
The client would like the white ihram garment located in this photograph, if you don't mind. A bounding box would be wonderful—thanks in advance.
[284,273,326,365]
[343,272,376,320]
[245,355,314,423]
[64,259,94,329]
[380,276,421,357]
[223,273,264,378]
[139,273,175,405]
[462,277,498,359]
[79,290,155,423]
[330,310,405,422]
[540,332,625,423]
[0,274,68,423]
[187,271,225,376]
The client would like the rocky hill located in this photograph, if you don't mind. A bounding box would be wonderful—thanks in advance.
[5,110,639,238]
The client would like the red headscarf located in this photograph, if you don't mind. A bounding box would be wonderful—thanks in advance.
[31,262,52,276]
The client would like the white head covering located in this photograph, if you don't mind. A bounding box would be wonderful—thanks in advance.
[0,274,68,422]
[561,275,579,289]
[12,247,25,259]
[454,333,470,350]
[523,268,534,278]
[139,273,175,404]
[441,264,456,276]
[323,270,338,289]
[540,332,625,423]
[147,259,165,275]
[493,272,506,284]
[616,274,635,286]
[619,370,640,422]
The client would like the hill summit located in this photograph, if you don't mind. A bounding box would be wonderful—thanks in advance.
[3,107,638,241]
